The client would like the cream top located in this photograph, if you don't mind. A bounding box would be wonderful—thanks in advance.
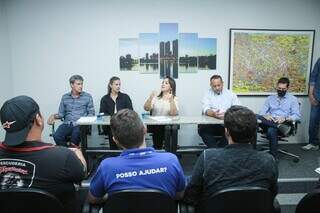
[150,96,179,116]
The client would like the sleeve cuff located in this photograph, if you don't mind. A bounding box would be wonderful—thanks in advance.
[203,108,209,115]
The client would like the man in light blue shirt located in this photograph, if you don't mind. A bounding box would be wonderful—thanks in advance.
[257,77,301,158]
[47,75,95,147]
[198,75,240,148]
[302,58,320,151]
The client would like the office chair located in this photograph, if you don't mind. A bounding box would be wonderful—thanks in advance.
[82,189,177,213]
[295,188,320,213]
[0,187,65,213]
[258,120,300,162]
[180,186,279,213]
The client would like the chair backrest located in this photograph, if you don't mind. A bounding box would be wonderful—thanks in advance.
[295,188,320,213]
[102,189,177,213]
[0,187,65,213]
[198,186,274,213]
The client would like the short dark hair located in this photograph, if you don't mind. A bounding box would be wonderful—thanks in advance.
[277,77,290,87]
[108,76,120,95]
[224,105,257,144]
[158,76,176,97]
[110,109,144,149]
[210,74,223,82]
[69,75,84,84]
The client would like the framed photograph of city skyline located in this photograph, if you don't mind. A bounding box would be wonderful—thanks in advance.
[139,33,159,74]
[118,23,218,78]
[229,29,315,95]
[198,38,217,70]
[179,33,198,73]
[159,23,178,79]
[119,38,139,71]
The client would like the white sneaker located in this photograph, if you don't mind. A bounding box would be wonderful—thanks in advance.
[301,144,319,151]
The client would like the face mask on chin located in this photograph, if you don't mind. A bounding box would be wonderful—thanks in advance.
[277,90,286,97]
[213,89,222,95]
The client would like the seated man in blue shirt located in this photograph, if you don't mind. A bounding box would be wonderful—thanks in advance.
[257,77,301,158]
[198,75,241,148]
[88,109,186,204]
[47,75,95,147]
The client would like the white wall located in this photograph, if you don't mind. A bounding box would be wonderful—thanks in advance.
[2,0,320,144]
[0,0,12,140]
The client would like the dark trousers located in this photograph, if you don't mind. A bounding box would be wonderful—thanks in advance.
[103,126,119,150]
[148,125,165,149]
[53,123,81,146]
[198,124,227,148]
[257,115,291,157]
[257,115,279,157]
[309,105,320,145]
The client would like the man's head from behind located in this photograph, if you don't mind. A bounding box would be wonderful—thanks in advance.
[0,96,43,146]
[110,109,145,149]
[224,105,257,145]
[210,75,223,95]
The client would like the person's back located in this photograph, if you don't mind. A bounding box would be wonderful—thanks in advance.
[91,147,184,198]
[0,96,86,212]
[184,105,278,205]
[0,141,85,210]
[88,109,185,204]
[194,144,276,200]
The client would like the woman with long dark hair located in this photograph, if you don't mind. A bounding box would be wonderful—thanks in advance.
[144,76,178,149]
[100,76,133,149]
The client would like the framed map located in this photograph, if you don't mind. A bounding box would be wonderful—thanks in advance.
[229,29,315,95]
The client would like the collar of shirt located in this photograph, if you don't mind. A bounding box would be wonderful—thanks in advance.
[277,92,289,100]
[107,92,124,99]
[225,143,253,149]
[275,93,289,106]
[209,88,225,96]
[0,141,54,152]
[67,91,84,97]
[120,147,155,157]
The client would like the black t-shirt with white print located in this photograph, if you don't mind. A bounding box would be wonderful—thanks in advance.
[0,141,85,212]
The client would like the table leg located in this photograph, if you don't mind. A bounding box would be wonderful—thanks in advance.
[79,125,88,159]
[171,125,179,154]
[79,125,92,176]
[164,125,172,152]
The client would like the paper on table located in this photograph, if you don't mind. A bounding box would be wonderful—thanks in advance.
[315,167,320,174]
[77,116,97,123]
[149,116,172,122]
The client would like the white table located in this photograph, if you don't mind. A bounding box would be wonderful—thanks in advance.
[77,115,222,151]
[76,115,223,126]
[77,115,222,172]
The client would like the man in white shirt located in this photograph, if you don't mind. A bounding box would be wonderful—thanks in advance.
[198,75,241,148]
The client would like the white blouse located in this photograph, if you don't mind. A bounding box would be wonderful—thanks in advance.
[150,96,179,116]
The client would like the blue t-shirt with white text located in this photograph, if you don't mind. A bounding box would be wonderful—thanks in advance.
[89,147,185,198]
